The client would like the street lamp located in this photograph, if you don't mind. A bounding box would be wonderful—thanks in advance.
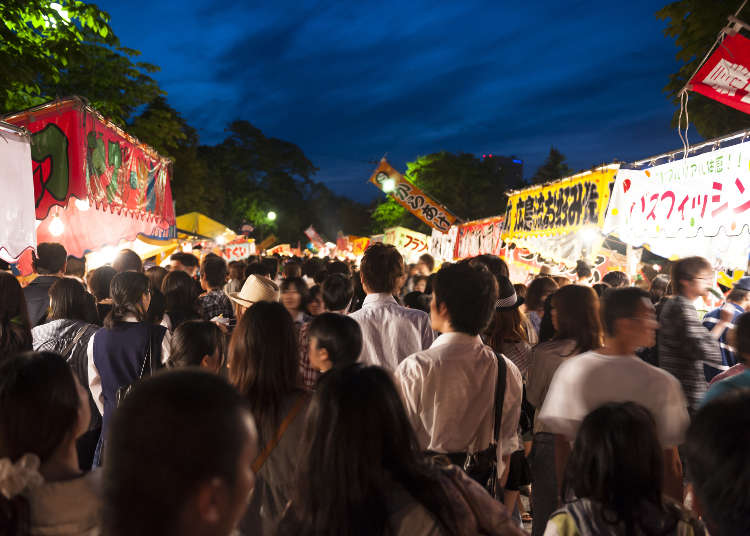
[381,178,396,193]
[267,211,277,221]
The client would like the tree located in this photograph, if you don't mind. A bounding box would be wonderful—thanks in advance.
[658,0,750,138]
[530,147,572,184]
[1,0,163,125]
[370,151,525,233]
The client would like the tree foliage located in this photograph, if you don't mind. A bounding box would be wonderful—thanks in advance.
[658,0,750,138]
[530,147,572,185]
[1,0,163,124]
[370,151,526,233]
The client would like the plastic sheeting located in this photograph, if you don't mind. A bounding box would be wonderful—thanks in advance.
[0,123,36,262]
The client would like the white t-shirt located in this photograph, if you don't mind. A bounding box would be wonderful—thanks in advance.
[538,351,689,447]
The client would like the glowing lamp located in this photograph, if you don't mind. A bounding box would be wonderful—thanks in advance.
[381,178,396,193]
[267,211,277,221]
[75,198,90,211]
[49,215,65,237]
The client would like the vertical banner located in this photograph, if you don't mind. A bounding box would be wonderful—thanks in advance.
[688,33,750,115]
[369,158,457,232]
[0,124,36,262]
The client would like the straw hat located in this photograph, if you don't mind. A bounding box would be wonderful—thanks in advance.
[229,275,279,307]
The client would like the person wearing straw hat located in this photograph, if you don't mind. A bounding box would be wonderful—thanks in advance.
[229,275,280,319]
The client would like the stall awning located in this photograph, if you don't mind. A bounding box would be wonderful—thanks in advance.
[177,212,236,243]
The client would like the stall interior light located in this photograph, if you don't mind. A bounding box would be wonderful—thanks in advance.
[182,242,193,253]
[75,198,90,211]
[49,214,65,237]
[215,235,227,245]
[381,178,396,193]
[579,228,598,245]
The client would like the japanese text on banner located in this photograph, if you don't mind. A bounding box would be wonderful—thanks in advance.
[502,168,617,241]
[369,158,456,233]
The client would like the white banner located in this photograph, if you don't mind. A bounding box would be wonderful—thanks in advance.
[430,226,457,262]
[221,242,255,262]
[0,125,36,262]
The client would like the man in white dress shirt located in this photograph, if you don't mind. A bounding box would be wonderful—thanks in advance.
[395,261,523,482]
[350,243,434,371]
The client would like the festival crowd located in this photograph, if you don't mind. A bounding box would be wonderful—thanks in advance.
[0,241,748,535]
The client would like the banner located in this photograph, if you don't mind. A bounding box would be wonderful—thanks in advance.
[369,158,457,233]
[503,167,617,241]
[257,234,277,251]
[221,242,256,262]
[453,216,504,259]
[4,98,174,225]
[383,226,430,263]
[430,226,458,262]
[688,33,750,115]
[604,145,750,269]
[304,225,325,248]
[0,124,36,262]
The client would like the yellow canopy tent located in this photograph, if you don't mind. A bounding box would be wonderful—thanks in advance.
[176,212,237,244]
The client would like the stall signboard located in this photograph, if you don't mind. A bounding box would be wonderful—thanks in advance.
[430,226,458,262]
[0,123,36,262]
[383,226,430,263]
[4,98,174,226]
[221,242,256,262]
[453,216,504,259]
[687,33,750,115]
[369,158,457,233]
[503,167,617,241]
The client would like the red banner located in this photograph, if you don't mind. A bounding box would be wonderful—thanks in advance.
[304,225,325,247]
[689,33,750,114]
[453,216,504,259]
[4,98,175,225]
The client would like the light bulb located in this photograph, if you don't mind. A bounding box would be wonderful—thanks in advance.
[382,178,396,193]
[267,211,277,221]
[215,235,227,245]
[75,198,90,211]
[49,215,65,237]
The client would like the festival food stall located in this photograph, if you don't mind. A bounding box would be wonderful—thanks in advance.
[500,164,625,282]
[604,131,750,273]
[3,97,176,273]
[0,121,36,263]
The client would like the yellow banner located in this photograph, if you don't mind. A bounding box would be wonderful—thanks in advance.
[369,158,456,233]
[502,167,618,241]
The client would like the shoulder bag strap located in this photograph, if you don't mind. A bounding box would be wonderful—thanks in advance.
[252,395,307,473]
[493,352,507,443]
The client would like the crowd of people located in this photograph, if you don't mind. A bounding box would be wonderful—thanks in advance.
[0,241,748,535]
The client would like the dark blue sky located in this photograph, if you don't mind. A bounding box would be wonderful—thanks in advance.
[99,1,686,203]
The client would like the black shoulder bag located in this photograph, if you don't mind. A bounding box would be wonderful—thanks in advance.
[116,327,161,406]
[462,352,507,498]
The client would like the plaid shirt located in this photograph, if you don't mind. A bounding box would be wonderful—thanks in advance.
[200,289,235,322]
[298,322,320,391]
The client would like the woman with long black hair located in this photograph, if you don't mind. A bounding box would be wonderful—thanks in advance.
[229,301,308,535]
[87,272,168,467]
[278,365,524,536]
[0,272,32,360]
[545,402,704,536]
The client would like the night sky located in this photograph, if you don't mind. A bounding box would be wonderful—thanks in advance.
[98,1,686,203]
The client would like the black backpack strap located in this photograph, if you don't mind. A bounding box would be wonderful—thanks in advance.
[493,352,507,443]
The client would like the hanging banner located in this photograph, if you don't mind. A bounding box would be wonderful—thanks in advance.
[604,144,750,269]
[503,167,617,241]
[453,216,505,259]
[0,123,36,262]
[688,33,750,115]
[369,158,457,233]
[430,226,458,262]
[4,98,174,225]
[221,242,256,262]
[304,225,325,248]
[383,226,430,263]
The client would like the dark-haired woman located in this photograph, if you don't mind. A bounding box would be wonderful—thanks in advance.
[87,272,168,467]
[0,272,32,359]
[86,265,117,325]
[280,277,310,326]
[304,285,324,316]
[32,278,101,469]
[527,285,603,536]
[544,402,704,536]
[525,277,558,341]
[278,365,525,536]
[0,352,101,534]
[230,301,309,535]
[160,269,201,333]
[167,320,224,373]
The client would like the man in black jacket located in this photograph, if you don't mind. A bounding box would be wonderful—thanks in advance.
[24,242,67,326]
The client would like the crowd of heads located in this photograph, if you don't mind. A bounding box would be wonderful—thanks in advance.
[0,240,748,535]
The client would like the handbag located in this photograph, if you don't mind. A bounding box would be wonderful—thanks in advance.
[462,352,507,498]
[116,327,160,406]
